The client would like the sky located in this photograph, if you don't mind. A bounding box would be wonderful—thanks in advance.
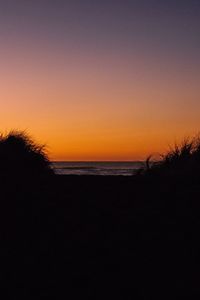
[0,0,200,160]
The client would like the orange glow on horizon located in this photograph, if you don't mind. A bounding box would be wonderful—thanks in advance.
[1,33,200,161]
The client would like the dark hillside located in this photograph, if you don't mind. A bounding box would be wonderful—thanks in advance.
[0,132,200,299]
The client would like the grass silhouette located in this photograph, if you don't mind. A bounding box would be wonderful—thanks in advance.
[144,135,200,181]
[0,130,54,179]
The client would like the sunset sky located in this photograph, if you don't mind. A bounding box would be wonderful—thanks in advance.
[0,0,200,160]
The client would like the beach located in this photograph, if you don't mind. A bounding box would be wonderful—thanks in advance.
[1,170,200,298]
[0,133,200,299]
[1,1,200,298]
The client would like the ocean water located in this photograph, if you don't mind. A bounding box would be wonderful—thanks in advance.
[52,161,145,176]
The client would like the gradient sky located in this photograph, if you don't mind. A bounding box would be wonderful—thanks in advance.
[0,0,200,160]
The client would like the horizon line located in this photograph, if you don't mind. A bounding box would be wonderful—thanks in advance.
[51,160,145,162]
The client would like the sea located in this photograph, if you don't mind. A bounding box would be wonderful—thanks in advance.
[52,161,145,176]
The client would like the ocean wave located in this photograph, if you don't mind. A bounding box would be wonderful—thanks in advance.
[52,162,144,176]
[59,166,97,170]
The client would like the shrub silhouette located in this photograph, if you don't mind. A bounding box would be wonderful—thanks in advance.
[0,131,54,179]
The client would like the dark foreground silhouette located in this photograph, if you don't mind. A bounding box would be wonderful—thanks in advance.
[0,132,200,299]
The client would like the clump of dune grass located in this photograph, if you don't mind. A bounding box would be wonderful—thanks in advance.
[0,130,54,178]
[143,135,200,180]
